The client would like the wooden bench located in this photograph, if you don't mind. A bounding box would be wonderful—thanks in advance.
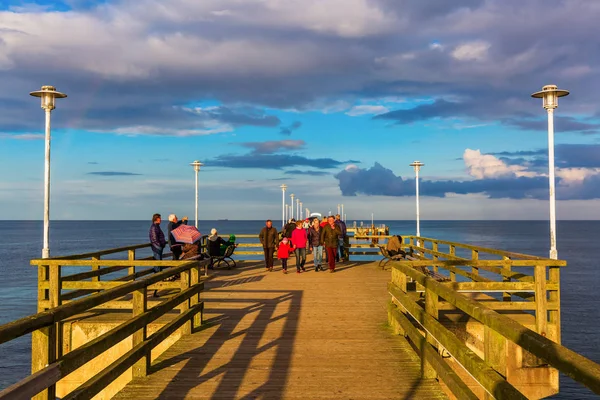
[378,246,407,269]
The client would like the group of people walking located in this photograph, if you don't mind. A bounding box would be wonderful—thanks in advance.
[259,215,347,274]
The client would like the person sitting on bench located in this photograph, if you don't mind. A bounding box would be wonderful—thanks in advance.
[207,228,227,269]
[386,235,406,257]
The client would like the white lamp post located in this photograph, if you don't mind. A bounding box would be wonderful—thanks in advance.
[337,204,340,215]
[30,85,67,259]
[532,85,569,260]
[299,202,303,219]
[280,184,287,228]
[410,161,425,245]
[290,193,295,219]
[341,204,344,220]
[190,161,204,228]
[296,198,300,220]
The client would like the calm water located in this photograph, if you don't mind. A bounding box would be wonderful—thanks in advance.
[0,220,598,398]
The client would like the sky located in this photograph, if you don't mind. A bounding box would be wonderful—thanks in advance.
[2,0,600,221]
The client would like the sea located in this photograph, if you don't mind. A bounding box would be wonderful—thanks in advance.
[0,220,598,398]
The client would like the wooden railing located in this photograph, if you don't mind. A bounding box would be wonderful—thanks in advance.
[0,243,208,400]
[387,236,600,398]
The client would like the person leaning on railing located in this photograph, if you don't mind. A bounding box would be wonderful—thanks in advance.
[149,213,166,268]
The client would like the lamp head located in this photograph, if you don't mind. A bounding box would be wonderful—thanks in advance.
[409,160,425,172]
[30,85,67,111]
[190,160,204,172]
[280,184,287,191]
[531,84,569,110]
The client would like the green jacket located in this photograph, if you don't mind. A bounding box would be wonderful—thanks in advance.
[320,224,341,248]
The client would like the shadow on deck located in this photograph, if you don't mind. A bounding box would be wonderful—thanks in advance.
[114,260,447,399]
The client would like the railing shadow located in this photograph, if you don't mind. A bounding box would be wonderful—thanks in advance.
[151,288,302,400]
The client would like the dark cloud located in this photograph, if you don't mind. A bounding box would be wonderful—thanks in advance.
[279,121,302,136]
[502,116,600,135]
[2,0,600,134]
[489,144,600,169]
[335,162,551,200]
[87,171,142,176]
[284,170,330,176]
[207,153,359,170]
[87,161,99,164]
[240,140,305,154]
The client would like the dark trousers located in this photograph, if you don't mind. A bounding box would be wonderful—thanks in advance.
[263,247,275,268]
[281,258,288,270]
[326,247,337,270]
[171,244,182,260]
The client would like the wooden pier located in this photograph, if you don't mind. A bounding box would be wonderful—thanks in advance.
[1,234,600,399]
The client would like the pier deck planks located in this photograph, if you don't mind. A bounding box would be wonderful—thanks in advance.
[114,259,447,399]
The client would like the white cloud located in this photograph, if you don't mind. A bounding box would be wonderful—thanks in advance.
[463,149,537,179]
[345,105,389,116]
[557,167,600,184]
[105,124,233,137]
[451,41,490,61]
[0,133,44,140]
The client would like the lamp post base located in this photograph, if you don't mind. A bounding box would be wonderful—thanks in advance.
[42,248,50,259]
[549,248,557,260]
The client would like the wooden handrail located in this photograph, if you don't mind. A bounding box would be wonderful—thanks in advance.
[389,261,600,395]
[0,260,202,345]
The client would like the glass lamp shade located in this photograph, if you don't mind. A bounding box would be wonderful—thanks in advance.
[532,85,569,109]
[190,160,204,172]
[30,85,67,111]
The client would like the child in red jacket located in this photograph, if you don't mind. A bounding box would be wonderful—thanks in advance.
[277,237,293,274]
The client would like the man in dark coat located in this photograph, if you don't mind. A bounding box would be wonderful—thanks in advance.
[259,220,278,271]
[334,214,347,262]
[149,213,166,264]
[320,216,342,272]
[284,219,296,238]
[149,213,167,297]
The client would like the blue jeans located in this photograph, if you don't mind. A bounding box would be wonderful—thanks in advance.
[152,247,163,273]
[295,247,306,270]
[312,245,323,269]
[338,238,345,260]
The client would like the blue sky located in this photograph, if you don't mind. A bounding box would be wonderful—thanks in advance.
[2,0,600,220]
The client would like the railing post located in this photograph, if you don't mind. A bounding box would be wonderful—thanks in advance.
[33,262,56,400]
[534,264,548,337]
[49,264,63,358]
[180,268,191,335]
[132,287,148,377]
[471,249,479,276]
[37,264,49,312]
[449,245,456,281]
[432,241,439,273]
[503,256,512,302]
[128,249,136,280]
[423,287,438,379]
[31,325,57,400]
[390,267,406,336]
[91,255,100,282]
[548,265,561,343]
[190,262,202,329]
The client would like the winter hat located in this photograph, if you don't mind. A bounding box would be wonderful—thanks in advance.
[282,237,289,243]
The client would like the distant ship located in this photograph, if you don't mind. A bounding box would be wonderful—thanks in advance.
[217,218,229,221]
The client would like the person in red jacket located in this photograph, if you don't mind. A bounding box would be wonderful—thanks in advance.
[291,220,308,273]
[277,237,294,274]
